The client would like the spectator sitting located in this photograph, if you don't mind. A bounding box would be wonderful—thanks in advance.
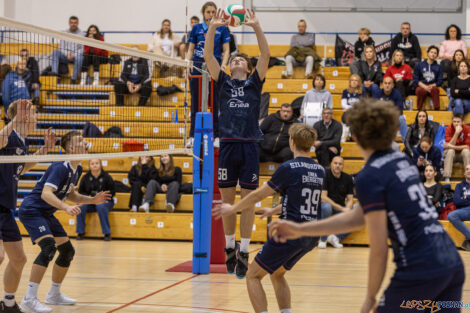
[341,74,363,141]
[51,16,84,83]
[423,164,443,214]
[384,49,413,102]
[443,113,470,182]
[404,110,438,157]
[128,156,158,212]
[451,60,470,115]
[349,27,375,75]
[283,19,318,79]
[2,59,29,113]
[76,159,115,241]
[149,19,180,58]
[313,108,342,168]
[318,156,354,249]
[412,136,442,182]
[353,45,382,96]
[448,164,470,250]
[80,25,108,86]
[179,16,200,59]
[371,76,408,139]
[300,74,332,128]
[390,22,422,69]
[439,24,467,76]
[259,103,297,163]
[19,49,40,104]
[114,47,152,106]
[413,45,443,110]
[139,154,182,213]
[446,49,465,89]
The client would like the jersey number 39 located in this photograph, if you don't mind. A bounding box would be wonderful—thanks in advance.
[300,188,321,216]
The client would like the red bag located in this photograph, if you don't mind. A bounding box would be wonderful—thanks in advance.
[122,140,144,152]
[439,202,457,220]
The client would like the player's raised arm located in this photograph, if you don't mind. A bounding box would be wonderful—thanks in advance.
[23,128,58,174]
[0,99,30,149]
[243,9,270,80]
[204,9,227,81]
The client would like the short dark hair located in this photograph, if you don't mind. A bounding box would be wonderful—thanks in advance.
[190,15,200,22]
[60,130,81,152]
[20,48,29,54]
[445,24,462,40]
[421,135,433,145]
[427,45,439,55]
[298,19,306,24]
[281,103,292,109]
[229,53,253,72]
[69,16,79,21]
[401,22,410,26]
[313,74,326,89]
[453,113,464,121]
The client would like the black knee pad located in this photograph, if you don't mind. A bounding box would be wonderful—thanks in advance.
[34,237,57,267]
[55,241,75,267]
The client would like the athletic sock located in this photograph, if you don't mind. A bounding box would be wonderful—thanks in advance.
[240,238,250,253]
[225,234,235,249]
[3,292,15,307]
[49,282,61,295]
[280,309,292,313]
[25,282,39,300]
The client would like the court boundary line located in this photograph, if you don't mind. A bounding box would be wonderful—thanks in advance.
[81,301,249,313]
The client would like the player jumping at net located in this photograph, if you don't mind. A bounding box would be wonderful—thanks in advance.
[204,8,270,278]
[19,131,111,313]
[0,99,56,313]
[213,123,323,313]
[269,99,465,313]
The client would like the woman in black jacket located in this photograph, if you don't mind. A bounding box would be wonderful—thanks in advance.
[404,110,438,157]
[76,159,115,241]
[356,45,382,96]
[139,154,182,213]
[129,156,158,212]
[450,60,470,115]
[423,164,443,214]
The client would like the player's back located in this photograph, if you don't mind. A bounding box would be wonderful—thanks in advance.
[356,150,462,280]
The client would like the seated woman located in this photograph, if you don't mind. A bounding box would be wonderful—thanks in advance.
[148,19,180,77]
[128,156,158,212]
[341,74,362,141]
[354,45,382,96]
[300,74,333,127]
[76,159,115,241]
[384,49,413,102]
[446,49,465,88]
[450,60,470,115]
[423,164,443,214]
[412,136,442,182]
[404,110,438,157]
[439,24,467,76]
[80,25,108,86]
[139,154,182,213]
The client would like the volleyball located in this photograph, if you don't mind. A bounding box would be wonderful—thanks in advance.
[223,4,246,27]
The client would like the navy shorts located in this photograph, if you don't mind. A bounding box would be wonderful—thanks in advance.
[376,263,465,313]
[218,142,260,190]
[0,209,22,242]
[254,236,318,274]
[19,210,68,243]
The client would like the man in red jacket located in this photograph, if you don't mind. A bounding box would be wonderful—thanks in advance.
[443,113,470,181]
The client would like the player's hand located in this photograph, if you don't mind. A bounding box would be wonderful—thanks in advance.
[161,184,168,192]
[43,128,57,152]
[329,146,338,154]
[258,207,276,219]
[32,83,39,90]
[66,205,81,216]
[93,191,112,205]
[360,296,376,313]
[212,203,234,219]
[220,64,227,71]
[456,125,463,134]
[12,99,31,124]
[209,9,228,28]
[243,9,259,28]
[268,220,302,243]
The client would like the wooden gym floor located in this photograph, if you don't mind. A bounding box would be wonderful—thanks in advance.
[9,239,470,313]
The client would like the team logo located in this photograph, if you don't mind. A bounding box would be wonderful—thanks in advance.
[16,148,24,155]
[228,99,249,108]
[251,174,257,182]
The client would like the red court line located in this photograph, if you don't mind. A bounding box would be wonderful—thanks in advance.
[107,274,198,312]
[81,301,249,313]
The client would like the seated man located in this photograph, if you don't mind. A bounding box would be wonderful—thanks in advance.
[443,113,470,182]
[318,156,354,249]
[259,103,297,163]
[113,49,152,106]
[51,16,84,83]
[283,19,318,79]
[390,22,422,69]
[448,164,470,250]
[19,48,40,104]
[313,108,342,168]
[2,59,29,113]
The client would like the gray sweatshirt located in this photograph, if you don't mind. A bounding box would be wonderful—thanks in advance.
[301,88,333,116]
[290,33,315,48]
[59,28,85,55]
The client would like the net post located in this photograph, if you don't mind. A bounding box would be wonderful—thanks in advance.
[201,63,210,112]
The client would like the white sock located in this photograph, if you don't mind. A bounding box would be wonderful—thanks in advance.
[225,234,235,249]
[131,205,137,211]
[261,311,268,313]
[25,282,39,300]
[280,309,292,313]
[49,282,61,295]
[3,292,15,307]
[240,238,251,253]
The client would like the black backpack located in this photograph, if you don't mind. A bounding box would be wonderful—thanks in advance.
[82,122,102,138]
[103,126,124,138]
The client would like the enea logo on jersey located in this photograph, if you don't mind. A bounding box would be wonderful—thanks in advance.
[228,99,249,108]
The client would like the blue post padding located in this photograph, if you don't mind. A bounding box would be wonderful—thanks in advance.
[192,112,214,274]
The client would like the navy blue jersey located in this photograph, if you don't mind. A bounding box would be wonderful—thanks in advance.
[268,157,325,222]
[20,161,82,215]
[355,149,462,280]
[188,22,230,62]
[216,70,264,143]
[0,130,27,210]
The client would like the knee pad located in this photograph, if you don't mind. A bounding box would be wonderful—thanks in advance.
[34,237,57,267]
[55,240,75,268]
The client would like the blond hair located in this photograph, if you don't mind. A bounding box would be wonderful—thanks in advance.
[288,123,317,152]
[358,27,370,36]
[348,74,362,94]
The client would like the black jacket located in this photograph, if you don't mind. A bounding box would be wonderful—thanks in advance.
[26,56,39,84]
[128,164,158,186]
[354,37,375,59]
[357,60,383,84]
[260,111,297,153]
[391,32,422,61]
[119,58,152,85]
[78,170,115,197]
[157,167,182,185]
[313,119,342,150]
[404,120,439,156]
